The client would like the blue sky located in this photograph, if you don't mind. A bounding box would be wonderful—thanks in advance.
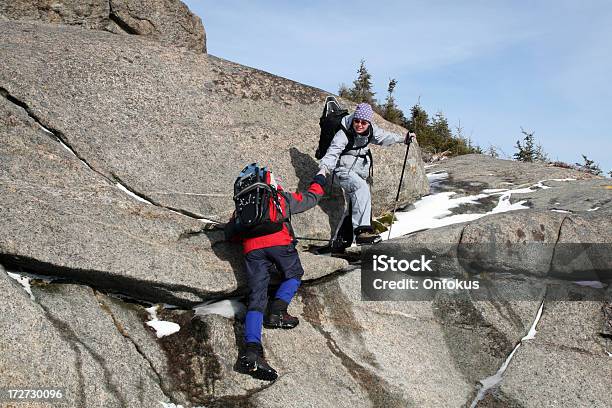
[185,1,611,173]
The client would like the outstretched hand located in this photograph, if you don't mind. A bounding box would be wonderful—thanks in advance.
[404,132,417,144]
[312,173,327,187]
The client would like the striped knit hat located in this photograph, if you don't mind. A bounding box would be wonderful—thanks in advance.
[353,103,374,123]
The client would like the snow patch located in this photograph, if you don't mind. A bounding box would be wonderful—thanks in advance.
[426,171,448,183]
[198,218,223,225]
[482,188,508,193]
[37,123,71,153]
[115,182,151,204]
[548,178,577,182]
[427,171,449,193]
[470,300,545,407]
[587,207,600,212]
[7,272,35,300]
[489,192,530,214]
[386,177,579,240]
[573,281,605,289]
[523,301,545,340]
[384,192,488,239]
[471,345,521,408]
[194,299,246,320]
[145,305,180,338]
[551,209,571,214]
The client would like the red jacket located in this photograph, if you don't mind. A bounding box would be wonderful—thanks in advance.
[226,181,325,253]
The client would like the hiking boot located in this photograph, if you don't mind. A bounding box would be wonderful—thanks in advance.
[264,310,299,329]
[355,230,381,245]
[314,238,349,255]
[239,342,278,381]
[264,299,299,329]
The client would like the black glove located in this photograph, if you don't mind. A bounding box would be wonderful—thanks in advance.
[312,174,327,187]
[404,132,416,144]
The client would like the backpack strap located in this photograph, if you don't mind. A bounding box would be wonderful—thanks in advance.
[339,126,375,183]
[341,126,374,155]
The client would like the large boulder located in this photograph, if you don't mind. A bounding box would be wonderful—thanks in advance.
[0,94,348,305]
[490,295,612,407]
[0,0,109,29]
[0,20,427,239]
[0,266,179,407]
[373,173,611,406]
[376,209,611,292]
[428,154,600,196]
[0,0,206,52]
[185,269,543,407]
[0,18,426,302]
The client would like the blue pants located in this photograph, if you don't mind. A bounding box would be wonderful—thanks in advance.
[244,244,304,344]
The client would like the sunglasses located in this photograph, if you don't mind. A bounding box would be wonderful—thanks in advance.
[353,119,369,126]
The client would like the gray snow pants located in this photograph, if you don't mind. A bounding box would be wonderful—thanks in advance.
[335,154,372,231]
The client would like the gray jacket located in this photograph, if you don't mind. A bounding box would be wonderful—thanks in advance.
[319,113,405,178]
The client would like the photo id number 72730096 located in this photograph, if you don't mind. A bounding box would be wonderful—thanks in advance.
[1,388,65,400]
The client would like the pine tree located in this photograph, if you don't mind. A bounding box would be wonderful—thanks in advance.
[381,78,405,125]
[407,104,429,135]
[431,112,452,140]
[576,155,602,175]
[430,111,453,152]
[347,59,377,105]
[406,104,436,152]
[405,104,480,157]
[514,128,547,162]
[455,122,481,154]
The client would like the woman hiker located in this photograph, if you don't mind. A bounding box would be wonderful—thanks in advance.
[318,102,416,246]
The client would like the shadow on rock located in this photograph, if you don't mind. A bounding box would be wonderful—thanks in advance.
[289,147,345,236]
[207,229,249,295]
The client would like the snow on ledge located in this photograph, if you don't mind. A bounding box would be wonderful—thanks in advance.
[523,301,545,340]
[384,192,488,239]
[385,177,575,240]
[194,299,246,320]
[470,300,545,407]
[551,209,572,214]
[145,305,180,338]
[574,281,606,289]
[7,272,35,301]
[115,182,151,204]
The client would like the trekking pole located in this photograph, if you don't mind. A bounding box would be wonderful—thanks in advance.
[294,236,332,242]
[386,133,413,240]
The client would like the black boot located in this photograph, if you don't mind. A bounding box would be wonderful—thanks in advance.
[355,226,381,245]
[264,299,299,329]
[239,342,278,381]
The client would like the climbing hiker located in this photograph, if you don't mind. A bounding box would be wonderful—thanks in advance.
[224,163,326,381]
[317,101,416,247]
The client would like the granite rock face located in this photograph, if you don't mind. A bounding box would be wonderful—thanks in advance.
[376,161,611,407]
[427,154,599,196]
[0,20,428,240]
[0,63,349,306]
[1,6,611,408]
[107,0,206,52]
[0,0,207,52]
[0,267,176,408]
